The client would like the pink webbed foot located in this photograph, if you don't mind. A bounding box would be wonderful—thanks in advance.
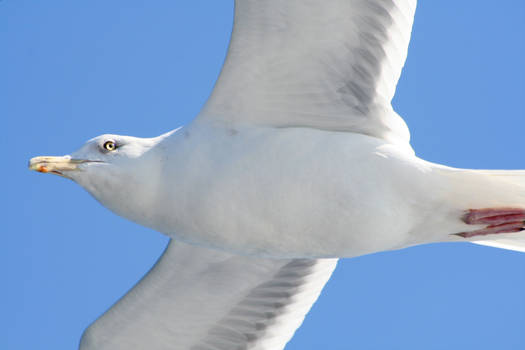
[457,208,525,238]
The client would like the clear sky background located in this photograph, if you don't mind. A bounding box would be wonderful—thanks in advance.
[3,1,525,349]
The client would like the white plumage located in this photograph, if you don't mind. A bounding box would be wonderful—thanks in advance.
[202,0,416,147]
[28,0,525,349]
[80,241,336,350]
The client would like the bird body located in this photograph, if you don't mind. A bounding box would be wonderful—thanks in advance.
[68,121,525,258]
[27,0,525,348]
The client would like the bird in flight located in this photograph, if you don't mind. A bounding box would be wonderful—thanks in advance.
[29,0,525,349]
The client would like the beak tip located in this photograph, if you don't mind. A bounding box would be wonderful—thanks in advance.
[28,158,38,171]
[28,156,61,173]
[28,157,44,172]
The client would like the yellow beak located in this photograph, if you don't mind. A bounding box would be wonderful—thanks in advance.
[28,156,89,176]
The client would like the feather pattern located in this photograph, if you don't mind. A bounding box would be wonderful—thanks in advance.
[200,0,417,146]
[79,241,337,350]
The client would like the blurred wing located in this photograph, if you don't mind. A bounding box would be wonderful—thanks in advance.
[79,240,337,350]
[199,0,417,145]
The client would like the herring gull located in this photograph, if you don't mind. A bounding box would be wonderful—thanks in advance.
[28,0,525,348]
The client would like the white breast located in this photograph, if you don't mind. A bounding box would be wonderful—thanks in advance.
[134,123,450,258]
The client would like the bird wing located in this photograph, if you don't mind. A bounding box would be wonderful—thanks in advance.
[79,240,337,350]
[197,0,417,146]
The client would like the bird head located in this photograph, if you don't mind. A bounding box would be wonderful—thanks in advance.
[29,133,166,221]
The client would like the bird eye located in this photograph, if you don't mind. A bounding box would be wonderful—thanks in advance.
[103,140,117,152]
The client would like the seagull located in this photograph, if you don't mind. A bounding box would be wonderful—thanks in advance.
[28,0,525,348]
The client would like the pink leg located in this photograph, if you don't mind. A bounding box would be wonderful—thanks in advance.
[457,208,525,238]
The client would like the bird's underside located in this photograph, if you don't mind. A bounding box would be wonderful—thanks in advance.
[110,123,525,259]
[27,0,525,349]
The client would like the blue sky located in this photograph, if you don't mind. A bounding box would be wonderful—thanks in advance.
[3,1,525,349]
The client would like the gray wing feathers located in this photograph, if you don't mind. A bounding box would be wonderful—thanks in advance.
[200,0,417,145]
[79,241,337,350]
[194,259,336,350]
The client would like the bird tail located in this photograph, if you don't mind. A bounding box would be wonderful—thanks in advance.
[451,169,525,253]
